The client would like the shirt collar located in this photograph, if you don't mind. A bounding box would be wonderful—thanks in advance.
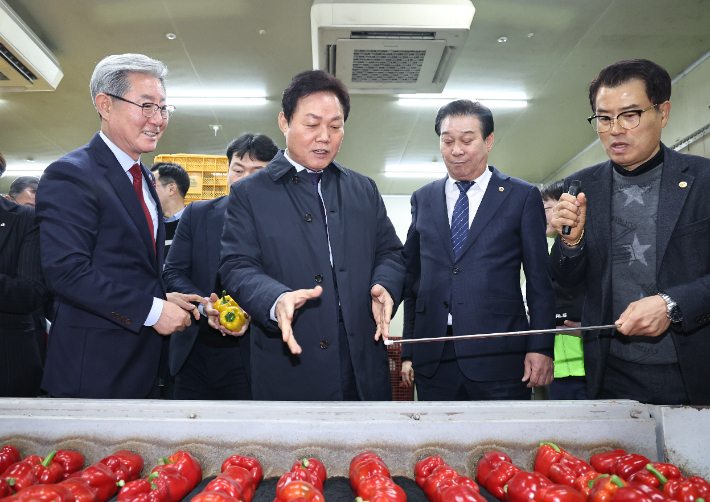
[99,131,140,173]
[284,149,319,174]
[164,207,185,222]
[445,165,492,194]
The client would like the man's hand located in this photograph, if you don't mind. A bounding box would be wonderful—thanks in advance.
[371,284,394,341]
[551,192,587,245]
[166,292,207,321]
[522,352,554,388]
[154,301,192,335]
[561,319,583,337]
[615,295,671,337]
[275,286,323,355]
[401,360,414,387]
[205,292,251,337]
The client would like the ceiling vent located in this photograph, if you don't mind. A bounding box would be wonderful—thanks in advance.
[0,0,63,91]
[311,0,474,94]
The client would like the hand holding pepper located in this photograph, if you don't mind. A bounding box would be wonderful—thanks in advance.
[206,293,250,337]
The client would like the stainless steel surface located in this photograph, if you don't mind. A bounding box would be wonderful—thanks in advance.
[0,399,655,479]
[385,325,620,345]
[649,405,710,479]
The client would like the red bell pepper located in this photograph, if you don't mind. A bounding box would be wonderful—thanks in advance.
[5,484,76,502]
[610,456,651,481]
[55,451,85,481]
[415,457,447,488]
[105,451,144,482]
[423,465,459,502]
[274,480,325,502]
[350,457,391,492]
[154,465,191,502]
[356,475,396,500]
[589,475,626,502]
[70,462,119,502]
[432,476,480,502]
[360,483,407,502]
[191,492,241,502]
[533,485,585,502]
[291,459,326,486]
[628,464,682,491]
[61,477,100,502]
[623,483,669,502]
[205,477,245,502]
[505,471,552,502]
[663,477,710,502]
[277,469,323,496]
[219,466,255,502]
[118,471,172,502]
[34,451,65,485]
[442,484,488,502]
[154,451,202,490]
[590,452,628,476]
[485,462,521,502]
[573,471,603,501]
[350,452,380,473]
[0,478,12,499]
[550,465,578,488]
[1,461,37,492]
[534,443,570,478]
[101,456,132,484]
[221,456,263,487]
[0,447,21,476]
[476,452,512,486]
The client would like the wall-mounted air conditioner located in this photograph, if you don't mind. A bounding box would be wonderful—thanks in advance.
[311,0,474,94]
[0,0,63,91]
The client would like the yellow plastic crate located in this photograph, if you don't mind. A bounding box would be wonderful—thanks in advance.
[153,153,229,201]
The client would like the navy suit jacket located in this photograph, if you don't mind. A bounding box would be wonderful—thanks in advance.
[36,133,166,398]
[163,195,250,378]
[219,151,405,401]
[402,167,555,381]
[549,144,710,404]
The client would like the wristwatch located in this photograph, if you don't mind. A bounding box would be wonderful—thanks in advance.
[658,292,683,323]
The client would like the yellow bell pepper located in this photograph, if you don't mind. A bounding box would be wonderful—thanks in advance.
[220,306,246,332]
[216,290,237,312]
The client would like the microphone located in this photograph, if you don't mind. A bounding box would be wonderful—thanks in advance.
[562,180,581,236]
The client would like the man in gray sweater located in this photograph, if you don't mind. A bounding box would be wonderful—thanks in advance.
[550,59,710,405]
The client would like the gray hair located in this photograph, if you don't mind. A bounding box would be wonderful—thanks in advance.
[9,176,39,198]
[90,54,168,113]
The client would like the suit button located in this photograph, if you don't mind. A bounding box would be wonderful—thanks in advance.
[126,319,131,325]
[452,268,459,275]
[120,316,126,322]
[305,213,313,222]
[559,260,563,267]
[292,175,299,184]
[443,301,449,309]
[320,341,329,349]
[315,274,324,283]
[110,312,115,318]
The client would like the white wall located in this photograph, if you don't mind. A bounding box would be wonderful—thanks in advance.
[382,194,413,338]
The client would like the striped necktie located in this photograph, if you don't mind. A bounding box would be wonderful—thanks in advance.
[451,180,474,259]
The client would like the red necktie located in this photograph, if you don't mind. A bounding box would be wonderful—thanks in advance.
[129,163,156,253]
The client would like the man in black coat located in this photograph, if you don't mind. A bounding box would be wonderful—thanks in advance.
[550,59,710,405]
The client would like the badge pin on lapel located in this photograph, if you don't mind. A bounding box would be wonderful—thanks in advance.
[499,187,504,192]
[679,181,687,188]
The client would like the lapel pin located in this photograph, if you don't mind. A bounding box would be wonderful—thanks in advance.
[679,181,687,188]
[499,187,505,192]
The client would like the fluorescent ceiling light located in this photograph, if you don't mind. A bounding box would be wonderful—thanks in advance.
[385,164,447,178]
[4,166,47,176]
[169,97,267,106]
[398,97,527,108]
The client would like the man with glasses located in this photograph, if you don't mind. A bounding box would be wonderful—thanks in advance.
[550,59,710,405]
[5,176,39,207]
[36,54,203,398]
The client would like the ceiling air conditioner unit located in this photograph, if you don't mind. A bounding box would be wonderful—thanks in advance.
[0,0,63,91]
[311,0,474,94]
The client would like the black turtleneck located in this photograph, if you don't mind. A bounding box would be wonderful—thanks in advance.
[612,145,664,177]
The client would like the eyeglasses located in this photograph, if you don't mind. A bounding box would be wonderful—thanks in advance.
[587,104,657,133]
[106,93,176,119]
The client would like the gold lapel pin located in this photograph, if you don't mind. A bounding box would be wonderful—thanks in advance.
[499,187,505,192]
[679,181,688,188]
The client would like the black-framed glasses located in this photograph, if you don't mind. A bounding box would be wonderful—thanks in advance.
[106,93,176,119]
[587,104,657,133]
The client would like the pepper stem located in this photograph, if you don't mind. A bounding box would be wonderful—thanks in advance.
[610,475,625,488]
[7,478,15,487]
[117,480,126,487]
[504,485,508,493]
[302,458,310,468]
[157,458,174,465]
[645,464,668,486]
[42,451,58,467]
[539,442,561,453]
[147,472,160,482]
[589,474,610,488]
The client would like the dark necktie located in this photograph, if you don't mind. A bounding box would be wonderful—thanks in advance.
[451,180,474,259]
[129,163,156,253]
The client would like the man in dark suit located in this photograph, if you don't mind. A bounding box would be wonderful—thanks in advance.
[0,152,48,397]
[210,70,405,401]
[551,59,710,405]
[401,100,555,401]
[36,54,203,399]
[164,133,279,400]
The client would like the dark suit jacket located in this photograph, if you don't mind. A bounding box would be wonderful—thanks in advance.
[219,151,405,401]
[549,144,710,404]
[163,195,250,378]
[36,133,167,398]
[402,167,555,381]
[0,197,48,396]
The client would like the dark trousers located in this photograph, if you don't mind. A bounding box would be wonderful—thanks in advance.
[173,339,252,400]
[599,354,689,405]
[548,376,588,400]
[339,319,359,401]
[416,335,531,401]
[158,336,175,399]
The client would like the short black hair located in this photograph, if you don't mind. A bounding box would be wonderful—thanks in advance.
[541,179,565,201]
[0,150,5,176]
[9,176,39,198]
[588,59,671,113]
[281,70,350,124]
[150,162,190,198]
[226,133,280,164]
[435,99,494,138]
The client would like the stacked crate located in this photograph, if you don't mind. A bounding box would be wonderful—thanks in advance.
[153,153,229,202]
[387,340,414,401]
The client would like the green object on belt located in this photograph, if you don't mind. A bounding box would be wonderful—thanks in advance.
[553,333,585,378]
